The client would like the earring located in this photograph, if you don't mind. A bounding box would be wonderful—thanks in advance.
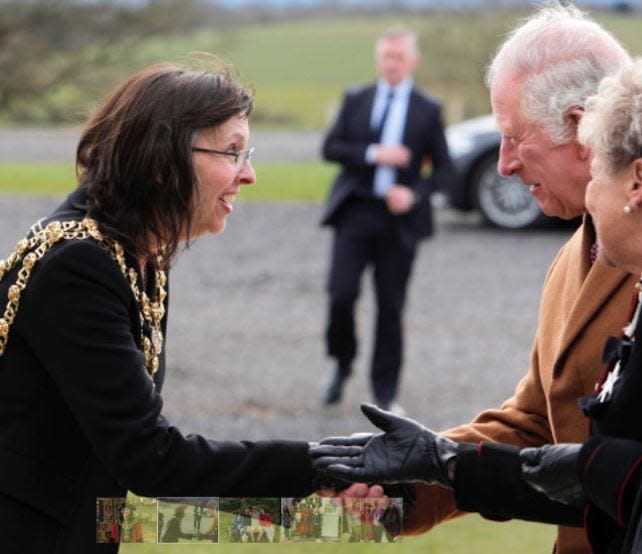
[624,203,635,214]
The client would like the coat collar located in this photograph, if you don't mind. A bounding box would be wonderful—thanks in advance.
[554,214,632,373]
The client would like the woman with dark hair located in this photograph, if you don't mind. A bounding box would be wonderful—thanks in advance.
[0,61,332,554]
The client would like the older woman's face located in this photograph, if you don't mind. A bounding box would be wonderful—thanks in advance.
[191,115,256,237]
[586,153,642,274]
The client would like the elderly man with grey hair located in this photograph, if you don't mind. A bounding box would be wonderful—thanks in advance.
[312,4,634,553]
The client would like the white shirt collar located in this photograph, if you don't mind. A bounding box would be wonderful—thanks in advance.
[377,77,413,97]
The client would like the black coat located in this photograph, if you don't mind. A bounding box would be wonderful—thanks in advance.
[320,82,452,247]
[579,304,642,554]
[578,435,642,554]
[0,188,316,553]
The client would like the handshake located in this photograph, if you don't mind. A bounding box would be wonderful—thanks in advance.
[310,403,586,508]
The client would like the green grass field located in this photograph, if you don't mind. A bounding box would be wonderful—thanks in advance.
[0,163,78,195]
[0,161,335,201]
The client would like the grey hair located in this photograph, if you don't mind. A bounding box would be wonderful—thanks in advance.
[579,59,642,176]
[376,25,420,57]
[486,2,630,145]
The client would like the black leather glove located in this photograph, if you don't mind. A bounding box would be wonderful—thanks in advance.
[310,403,457,488]
[308,445,352,493]
[520,443,587,507]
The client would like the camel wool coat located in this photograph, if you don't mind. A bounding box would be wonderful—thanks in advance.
[403,217,638,554]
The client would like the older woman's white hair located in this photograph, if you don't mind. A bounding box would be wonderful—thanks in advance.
[580,59,642,176]
[486,2,630,145]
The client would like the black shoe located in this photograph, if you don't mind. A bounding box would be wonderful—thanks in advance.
[322,365,350,405]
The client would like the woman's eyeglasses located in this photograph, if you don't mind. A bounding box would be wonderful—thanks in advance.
[191,146,255,169]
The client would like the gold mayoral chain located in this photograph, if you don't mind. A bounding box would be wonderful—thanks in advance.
[0,218,167,383]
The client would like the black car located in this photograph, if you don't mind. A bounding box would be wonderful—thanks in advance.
[445,114,545,229]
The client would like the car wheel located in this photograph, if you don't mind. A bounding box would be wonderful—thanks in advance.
[472,152,544,229]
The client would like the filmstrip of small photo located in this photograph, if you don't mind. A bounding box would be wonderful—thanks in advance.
[97,494,403,544]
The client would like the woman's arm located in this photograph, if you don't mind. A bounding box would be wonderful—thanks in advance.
[21,240,316,498]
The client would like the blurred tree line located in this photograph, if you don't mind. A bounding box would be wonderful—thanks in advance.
[0,0,524,128]
[6,1,626,128]
[0,0,250,123]
[0,0,508,127]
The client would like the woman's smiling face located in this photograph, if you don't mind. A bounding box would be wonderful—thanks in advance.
[191,115,256,237]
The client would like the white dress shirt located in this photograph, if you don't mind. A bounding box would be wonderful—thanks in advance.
[366,78,413,197]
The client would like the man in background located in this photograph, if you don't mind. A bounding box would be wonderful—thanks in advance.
[320,26,452,412]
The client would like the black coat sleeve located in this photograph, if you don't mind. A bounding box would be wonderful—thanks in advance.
[580,435,642,527]
[453,442,583,526]
[19,240,316,498]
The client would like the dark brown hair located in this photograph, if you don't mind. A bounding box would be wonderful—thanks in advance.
[76,61,253,267]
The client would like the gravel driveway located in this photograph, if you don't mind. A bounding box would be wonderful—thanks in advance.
[0,195,571,443]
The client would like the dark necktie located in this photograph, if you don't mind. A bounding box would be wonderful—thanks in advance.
[375,89,395,140]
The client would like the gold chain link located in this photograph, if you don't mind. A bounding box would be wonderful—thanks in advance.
[0,219,166,383]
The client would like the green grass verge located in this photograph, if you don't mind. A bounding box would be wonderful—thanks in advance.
[0,162,78,195]
[0,162,336,201]
[245,162,335,202]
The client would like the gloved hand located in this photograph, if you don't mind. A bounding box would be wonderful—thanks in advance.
[309,403,457,488]
[308,452,352,494]
[520,443,587,507]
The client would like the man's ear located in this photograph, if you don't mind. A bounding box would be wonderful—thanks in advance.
[566,105,584,129]
[566,106,589,160]
[629,158,642,208]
